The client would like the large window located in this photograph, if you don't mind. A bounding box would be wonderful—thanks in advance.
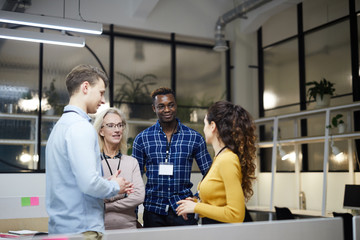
[259,0,359,172]
[263,39,299,113]
[305,20,352,109]
[113,36,172,149]
[0,27,229,173]
[176,44,226,135]
[0,27,40,172]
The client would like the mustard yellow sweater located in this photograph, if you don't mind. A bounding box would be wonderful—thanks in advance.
[194,149,245,223]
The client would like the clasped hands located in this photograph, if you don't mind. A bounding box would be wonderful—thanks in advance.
[108,170,134,195]
[176,197,198,220]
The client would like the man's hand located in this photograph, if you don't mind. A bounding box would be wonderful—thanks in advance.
[109,170,134,194]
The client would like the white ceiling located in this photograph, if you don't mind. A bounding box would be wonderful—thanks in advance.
[0,0,302,39]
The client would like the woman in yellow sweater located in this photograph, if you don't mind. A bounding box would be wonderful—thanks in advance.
[176,101,256,224]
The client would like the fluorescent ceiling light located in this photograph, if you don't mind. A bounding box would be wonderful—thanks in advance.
[0,28,85,47]
[0,10,102,35]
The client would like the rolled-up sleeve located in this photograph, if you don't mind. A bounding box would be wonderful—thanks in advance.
[66,122,119,199]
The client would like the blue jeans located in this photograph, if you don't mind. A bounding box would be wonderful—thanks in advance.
[143,208,197,227]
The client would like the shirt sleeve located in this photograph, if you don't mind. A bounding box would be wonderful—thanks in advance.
[194,134,212,175]
[132,134,146,175]
[194,156,245,223]
[105,159,145,212]
[66,121,119,199]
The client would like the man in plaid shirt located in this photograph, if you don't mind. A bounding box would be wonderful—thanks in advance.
[132,87,212,227]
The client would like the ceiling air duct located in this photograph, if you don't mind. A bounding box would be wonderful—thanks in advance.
[213,0,272,51]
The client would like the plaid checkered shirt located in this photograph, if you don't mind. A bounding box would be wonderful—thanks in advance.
[132,119,212,215]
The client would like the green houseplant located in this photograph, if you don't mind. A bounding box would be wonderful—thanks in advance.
[44,79,63,115]
[115,72,157,119]
[115,72,157,103]
[326,114,345,133]
[306,78,335,107]
[331,114,344,128]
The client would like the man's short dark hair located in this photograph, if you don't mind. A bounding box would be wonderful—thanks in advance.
[65,64,108,96]
[150,87,176,104]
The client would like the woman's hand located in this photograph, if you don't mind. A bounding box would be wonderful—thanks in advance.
[176,199,197,220]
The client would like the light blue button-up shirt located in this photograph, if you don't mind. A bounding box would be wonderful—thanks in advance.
[46,105,120,234]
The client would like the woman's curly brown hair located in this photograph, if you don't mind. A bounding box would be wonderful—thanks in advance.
[206,101,257,201]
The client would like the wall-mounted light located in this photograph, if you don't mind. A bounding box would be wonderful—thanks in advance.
[282,151,296,163]
[330,138,345,164]
[263,91,277,109]
[331,138,343,157]
[19,152,32,163]
[278,144,286,159]
[0,10,102,35]
[278,144,296,163]
[0,28,85,47]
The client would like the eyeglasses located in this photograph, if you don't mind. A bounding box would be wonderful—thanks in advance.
[102,123,125,129]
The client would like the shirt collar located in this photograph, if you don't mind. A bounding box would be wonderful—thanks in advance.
[63,105,91,122]
[156,118,181,133]
[103,151,122,159]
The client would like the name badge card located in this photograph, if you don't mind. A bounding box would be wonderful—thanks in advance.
[159,162,173,176]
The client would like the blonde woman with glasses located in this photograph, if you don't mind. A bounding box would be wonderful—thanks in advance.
[93,108,145,229]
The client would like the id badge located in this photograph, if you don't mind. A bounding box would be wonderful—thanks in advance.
[159,162,174,176]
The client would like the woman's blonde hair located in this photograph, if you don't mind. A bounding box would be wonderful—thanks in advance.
[93,107,128,154]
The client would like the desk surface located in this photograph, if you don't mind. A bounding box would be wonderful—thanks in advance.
[247,206,333,218]
[102,218,344,240]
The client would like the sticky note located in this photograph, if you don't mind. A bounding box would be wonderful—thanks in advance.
[21,197,31,206]
[31,197,39,206]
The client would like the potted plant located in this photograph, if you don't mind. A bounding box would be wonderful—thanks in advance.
[115,72,157,119]
[44,79,62,115]
[306,78,335,108]
[327,114,345,133]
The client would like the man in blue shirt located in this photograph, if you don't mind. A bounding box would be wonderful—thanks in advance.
[132,87,212,227]
[46,65,133,238]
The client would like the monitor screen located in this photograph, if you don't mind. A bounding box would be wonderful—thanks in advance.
[343,184,360,210]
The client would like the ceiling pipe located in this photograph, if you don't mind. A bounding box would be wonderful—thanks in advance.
[213,0,272,51]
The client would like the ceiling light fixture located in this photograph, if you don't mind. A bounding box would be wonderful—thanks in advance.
[213,0,271,51]
[0,10,102,35]
[0,28,85,47]
[213,26,228,52]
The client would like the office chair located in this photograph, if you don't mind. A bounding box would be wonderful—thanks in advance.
[244,207,253,222]
[274,206,295,220]
[333,212,353,240]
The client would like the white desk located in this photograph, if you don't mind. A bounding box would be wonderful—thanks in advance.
[247,205,333,219]
[103,218,343,240]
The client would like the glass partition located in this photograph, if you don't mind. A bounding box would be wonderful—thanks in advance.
[0,29,228,173]
[263,39,299,112]
[0,27,40,172]
[113,37,171,124]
